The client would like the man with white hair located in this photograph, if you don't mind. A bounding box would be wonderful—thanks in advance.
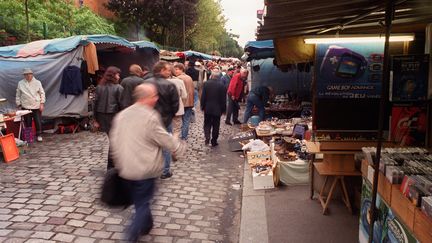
[110,83,186,242]
[16,68,46,142]
[200,69,226,146]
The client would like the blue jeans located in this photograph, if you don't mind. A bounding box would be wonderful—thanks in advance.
[181,107,193,140]
[194,89,199,107]
[243,93,265,123]
[162,123,173,175]
[127,178,155,242]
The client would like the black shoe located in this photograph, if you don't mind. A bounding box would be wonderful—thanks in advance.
[211,142,219,147]
[140,221,153,236]
[160,172,173,179]
[233,120,242,125]
[225,121,232,125]
[172,155,178,162]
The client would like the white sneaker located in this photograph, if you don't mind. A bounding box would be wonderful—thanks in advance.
[37,136,43,142]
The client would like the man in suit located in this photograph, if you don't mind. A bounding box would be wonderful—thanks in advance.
[200,69,226,147]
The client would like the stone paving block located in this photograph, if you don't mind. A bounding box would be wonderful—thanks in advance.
[8,203,26,209]
[165,224,181,230]
[4,237,26,243]
[184,225,200,232]
[154,216,170,223]
[208,234,224,241]
[74,202,91,208]
[169,213,186,219]
[84,222,104,231]
[58,201,75,207]
[84,215,103,223]
[25,240,56,243]
[0,208,12,214]
[94,210,110,217]
[173,203,189,209]
[194,220,211,227]
[91,231,112,239]
[58,206,75,213]
[174,218,191,225]
[10,230,34,238]
[153,236,174,243]
[0,214,13,221]
[170,230,189,237]
[31,231,55,240]
[13,209,34,215]
[73,237,95,243]
[175,239,194,243]
[103,217,122,224]
[46,217,67,225]
[150,228,168,236]
[166,207,180,213]
[52,233,75,242]
[10,215,30,222]
[152,210,166,216]
[75,208,94,215]
[73,228,93,237]
[66,219,86,227]
[11,198,29,204]
[40,205,59,211]
[190,232,209,240]
[33,225,54,232]
[110,232,123,240]
[53,225,75,234]
[47,211,68,218]
[28,216,49,223]
[0,229,12,237]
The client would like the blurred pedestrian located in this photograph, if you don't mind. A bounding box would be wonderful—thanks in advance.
[93,66,123,169]
[144,61,179,179]
[200,69,226,146]
[174,63,194,140]
[110,83,186,242]
[167,65,188,137]
[120,64,144,109]
[16,68,46,142]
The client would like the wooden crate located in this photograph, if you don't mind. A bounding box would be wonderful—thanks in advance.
[414,208,432,243]
[377,172,392,205]
[391,185,415,231]
[319,141,377,151]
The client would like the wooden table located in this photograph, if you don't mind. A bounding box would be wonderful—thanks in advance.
[314,162,361,214]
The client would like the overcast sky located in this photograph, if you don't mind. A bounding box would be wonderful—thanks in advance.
[220,0,264,48]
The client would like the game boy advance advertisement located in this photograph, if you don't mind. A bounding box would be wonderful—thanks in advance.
[316,43,384,99]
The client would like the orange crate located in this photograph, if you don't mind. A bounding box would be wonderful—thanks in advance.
[0,133,19,163]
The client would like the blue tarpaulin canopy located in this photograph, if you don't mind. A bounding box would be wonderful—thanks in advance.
[244,40,275,61]
[132,40,160,52]
[0,35,142,58]
[184,50,214,60]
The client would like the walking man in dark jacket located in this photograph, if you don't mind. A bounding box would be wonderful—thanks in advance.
[120,64,144,109]
[200,69,226,147]
[144,61,179,179]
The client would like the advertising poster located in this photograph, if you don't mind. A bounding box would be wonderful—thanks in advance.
[390,105,427,146]
[390,55,429,102]
[316,43,384,99]
[359,179,419,243]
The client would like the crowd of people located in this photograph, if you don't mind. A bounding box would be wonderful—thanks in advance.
[14,57,271,242]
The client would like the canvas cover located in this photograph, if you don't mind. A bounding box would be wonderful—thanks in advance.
[0,46,87,118]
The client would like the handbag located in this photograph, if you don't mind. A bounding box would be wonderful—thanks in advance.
[101,168,132,208]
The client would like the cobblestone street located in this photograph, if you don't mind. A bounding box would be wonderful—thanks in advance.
[0,110,244,243]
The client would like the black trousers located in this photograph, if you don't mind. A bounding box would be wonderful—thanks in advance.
[225,97,239,123]
[204,114,221,145]
[23,108,42,136]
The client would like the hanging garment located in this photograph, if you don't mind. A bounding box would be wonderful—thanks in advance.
[83,42,99,74]
[60,65,83,97]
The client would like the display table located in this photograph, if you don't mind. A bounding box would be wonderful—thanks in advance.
[315,162,361,214]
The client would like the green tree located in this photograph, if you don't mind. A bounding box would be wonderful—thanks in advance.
[0,0,115,44]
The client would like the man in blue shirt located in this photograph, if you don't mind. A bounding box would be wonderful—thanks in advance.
[243,86,273,123]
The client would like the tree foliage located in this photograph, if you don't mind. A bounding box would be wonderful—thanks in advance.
[106,0,243,57]
[0,0,115,43]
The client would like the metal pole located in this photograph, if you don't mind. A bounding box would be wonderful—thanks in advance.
[368,1,394,242]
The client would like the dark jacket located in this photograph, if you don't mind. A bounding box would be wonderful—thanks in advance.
[200,78,226,116]
[60,65,83,97]
[144,74,179,127]
[186,66,199,81]
[120,75,144,109]
[142,72,154,81]
[94,83,123,114]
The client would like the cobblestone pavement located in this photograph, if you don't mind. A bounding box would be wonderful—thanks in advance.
[0,109,244,243]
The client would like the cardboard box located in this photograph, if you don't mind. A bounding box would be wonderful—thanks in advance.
[391,185,416,231]
[414,208,432,243]
[252,170,275,190]
[246,151,271,165]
